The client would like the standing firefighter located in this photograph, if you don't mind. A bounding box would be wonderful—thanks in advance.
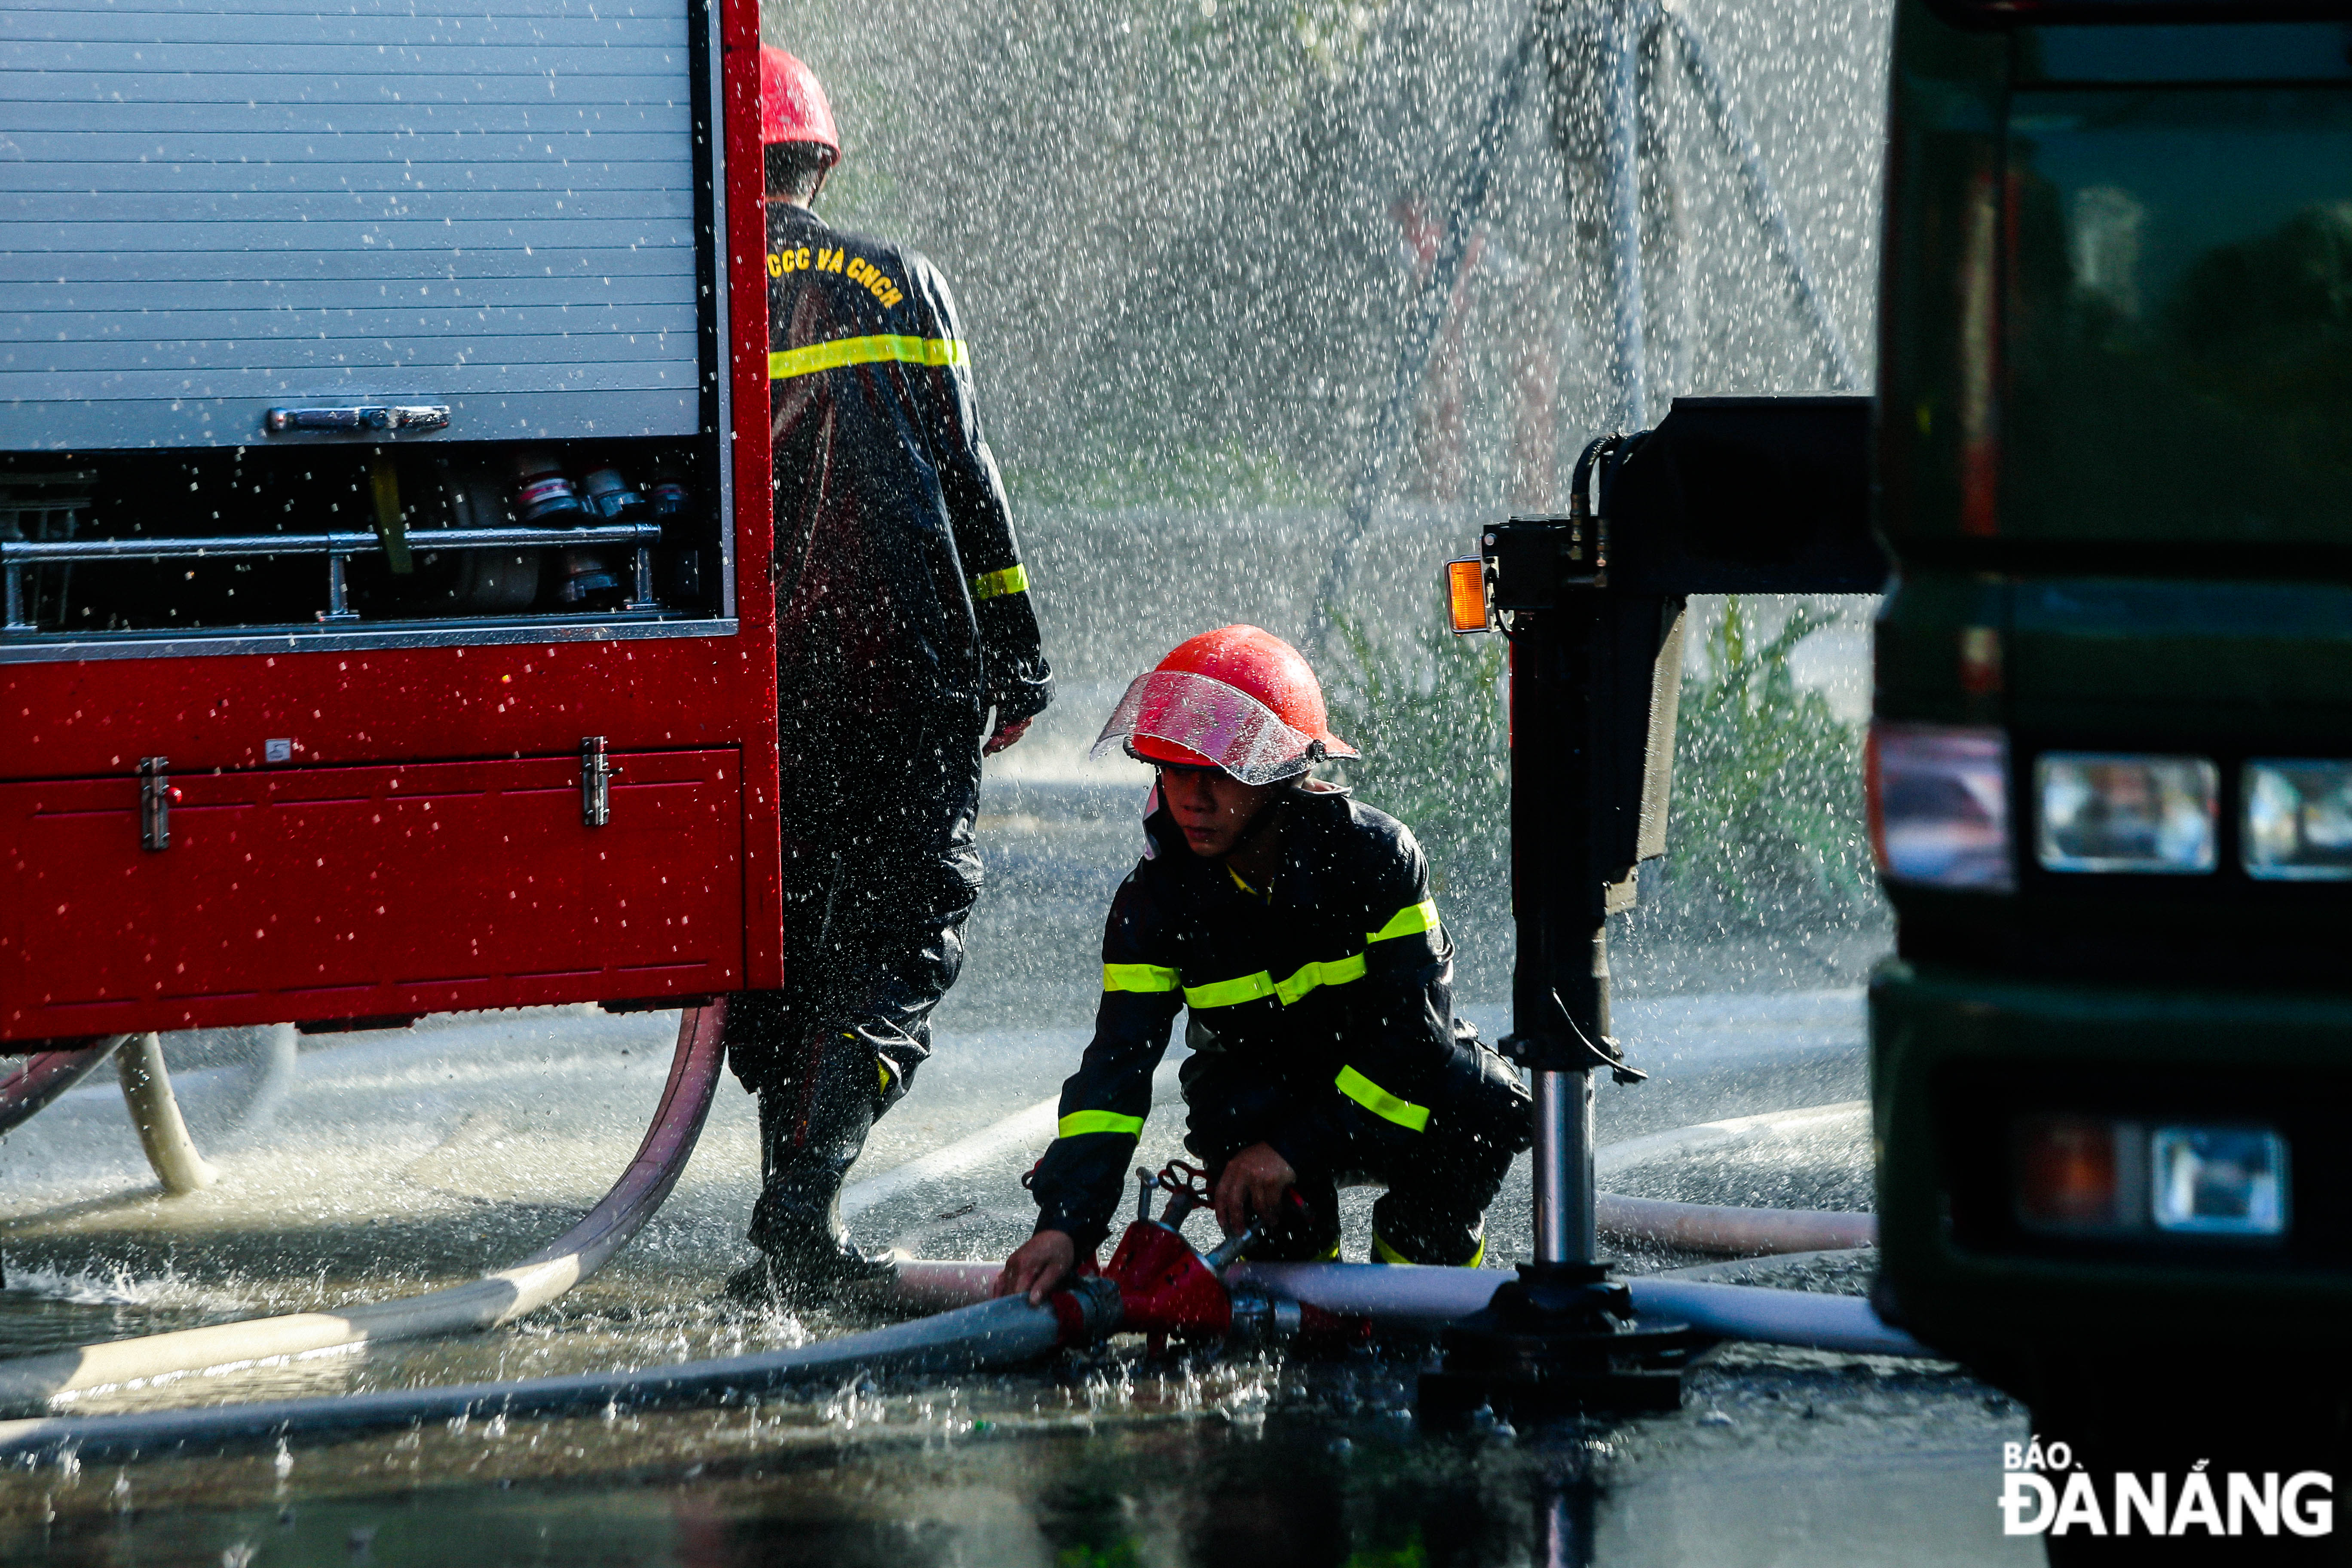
[997,627,1530,1302]
[731,47,1053,1299]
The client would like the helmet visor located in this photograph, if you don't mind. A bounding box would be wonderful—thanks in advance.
[1091,669,1341,785]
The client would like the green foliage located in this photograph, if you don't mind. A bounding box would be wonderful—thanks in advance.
[1322,606,1510,899]
[1341,1531,1431,1568]
[1657,597,1877,925]
[1056,1543,1142,1568]
[1322,595,1878,928]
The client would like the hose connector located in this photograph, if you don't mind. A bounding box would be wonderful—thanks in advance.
[1048,1274,1124,1347]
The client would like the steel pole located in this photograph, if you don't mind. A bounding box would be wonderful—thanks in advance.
[1531,1068,1597,1265]
[1308,14,1542,659]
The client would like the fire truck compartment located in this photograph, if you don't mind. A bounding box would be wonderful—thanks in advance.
[0,0,736,658]
[0,0,714,452]
[0,748,745,1044]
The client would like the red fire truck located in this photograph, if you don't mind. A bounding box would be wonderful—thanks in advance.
[0,0,781,1047]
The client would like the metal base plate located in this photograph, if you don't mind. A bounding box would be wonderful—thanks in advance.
[1418,1265,1701,1424]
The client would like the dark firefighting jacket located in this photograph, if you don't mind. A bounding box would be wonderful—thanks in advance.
[766,202,1050,730]
[1028,782,1522,1252]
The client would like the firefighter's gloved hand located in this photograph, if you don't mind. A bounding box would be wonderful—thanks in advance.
[983,717,1033,756]
[1213,1142,1298,1237]
[996,1228,1076,1306]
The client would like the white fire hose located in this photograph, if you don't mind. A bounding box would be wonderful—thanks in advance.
[0,1004,726,1409]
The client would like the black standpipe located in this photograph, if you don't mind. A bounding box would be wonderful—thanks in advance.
[1418,508,1696,1421]
[1414,397,1885,1425]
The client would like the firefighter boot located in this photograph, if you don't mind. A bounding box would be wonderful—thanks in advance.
[727,1031,895,1304]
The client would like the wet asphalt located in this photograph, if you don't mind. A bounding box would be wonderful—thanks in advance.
[0,784,2037,1566]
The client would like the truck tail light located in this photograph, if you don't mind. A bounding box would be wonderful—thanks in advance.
[2035,753,2217,875]
[2243,760,2352,882]
[2015,1114,2126,1231]
[1866,722,2014,891]
[2013,1114,2288,1240]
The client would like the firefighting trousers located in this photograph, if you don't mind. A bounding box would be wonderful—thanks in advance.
[724,704,985,1191]
[1189,1038,1529,1267]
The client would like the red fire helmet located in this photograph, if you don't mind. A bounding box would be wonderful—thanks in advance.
[1092,625,1358,784]
[760,46,840,164]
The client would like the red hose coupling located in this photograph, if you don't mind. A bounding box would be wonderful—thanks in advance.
[1048,1275,1124,1347]
[1100,1219,1234,1342]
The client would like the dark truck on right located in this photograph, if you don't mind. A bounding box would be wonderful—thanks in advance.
[1867,0,2352,1469]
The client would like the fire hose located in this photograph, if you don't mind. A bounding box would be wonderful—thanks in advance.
[0,1038,126,1138]
[0,1161,1926,1464]
[0,1004,726,1409]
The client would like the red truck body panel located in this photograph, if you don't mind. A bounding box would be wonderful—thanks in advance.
[0,0,780,1045]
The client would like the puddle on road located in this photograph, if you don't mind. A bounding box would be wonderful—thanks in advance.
[0,1343,2030,1568]
[0,1004,2039,1565]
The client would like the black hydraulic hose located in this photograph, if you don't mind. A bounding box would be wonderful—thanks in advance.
[0,1280,1123,1466]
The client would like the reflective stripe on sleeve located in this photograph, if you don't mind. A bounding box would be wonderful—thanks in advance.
[1057,1109,1145,1138]
[1367,897,1440,944]
[1102,962,1180,993]
[768,334,968,381]
[1184,953,1366,1011]
[1335,1064,1430,1132]
[1183,970,1277,1009]
[1274,952,1365,1003]
[970,563,1029,601]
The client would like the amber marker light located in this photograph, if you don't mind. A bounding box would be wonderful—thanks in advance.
[1445,558,1489,635]
[2014,1114,2124,1231]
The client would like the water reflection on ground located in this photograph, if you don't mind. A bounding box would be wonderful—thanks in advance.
[0,1338,2028,1568]
[0,955,2019,1563]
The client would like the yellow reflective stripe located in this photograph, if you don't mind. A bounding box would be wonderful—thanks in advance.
[1057,1109,1145,1138]
[1183,970,1277,1008]
[768,334,968,381]
[1231,1237,1340,1266]
[1273,952,1365,1004]
[1184,953,1366,1010]
[970,563,1029,601]
[1334,1064,1430,1132]
[1102,962,1180,993]
[1368,897,1440,944]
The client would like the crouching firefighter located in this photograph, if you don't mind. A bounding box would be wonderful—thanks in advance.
[996,626,1531,1303]
[729,48,1052,1302]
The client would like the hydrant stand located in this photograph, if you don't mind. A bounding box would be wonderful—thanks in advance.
[1415,401,1887,1424]
[1417,533,1699,1424]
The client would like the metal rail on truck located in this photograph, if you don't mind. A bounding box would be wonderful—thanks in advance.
[1,525,666,631]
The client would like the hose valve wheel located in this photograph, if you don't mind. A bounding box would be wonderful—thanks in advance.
[1151,1159,1212,1228]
